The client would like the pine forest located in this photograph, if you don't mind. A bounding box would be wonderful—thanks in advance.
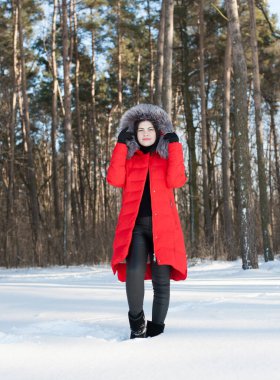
[0,0,279,269]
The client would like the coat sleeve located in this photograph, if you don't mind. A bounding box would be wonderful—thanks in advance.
[106,143,128,188]
[166,142,187,188]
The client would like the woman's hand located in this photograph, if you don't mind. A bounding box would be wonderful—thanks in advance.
[163,132,179,143]
[117,127,133,144]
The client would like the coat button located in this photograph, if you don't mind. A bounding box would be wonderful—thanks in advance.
[153,189,156,192]
[154,212,158,216]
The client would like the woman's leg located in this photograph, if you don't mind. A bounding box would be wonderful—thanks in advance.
[151,261,171,324]
[126,223,149,317]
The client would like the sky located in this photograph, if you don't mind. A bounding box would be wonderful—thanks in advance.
[268,0,280,26]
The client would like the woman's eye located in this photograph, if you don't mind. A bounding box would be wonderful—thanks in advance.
[138,128,154,132]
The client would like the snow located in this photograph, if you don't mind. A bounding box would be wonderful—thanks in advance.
[0,258,280,380]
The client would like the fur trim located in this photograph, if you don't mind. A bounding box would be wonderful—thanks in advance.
[118,104,174,159]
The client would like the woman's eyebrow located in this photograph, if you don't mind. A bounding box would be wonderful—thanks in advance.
[138,127,154,130]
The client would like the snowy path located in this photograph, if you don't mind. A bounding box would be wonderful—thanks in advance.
[0,259,279,380]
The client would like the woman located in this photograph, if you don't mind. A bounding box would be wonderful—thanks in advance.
[107,104,187,339]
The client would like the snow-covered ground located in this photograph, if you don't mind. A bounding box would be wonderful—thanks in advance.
[0,258,279,380]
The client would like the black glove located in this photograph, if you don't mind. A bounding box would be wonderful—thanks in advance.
[117,127,133,144]
[163,132,179,143]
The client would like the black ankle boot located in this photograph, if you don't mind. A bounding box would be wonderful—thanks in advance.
[128,310,146,339]
[145,320,165,337]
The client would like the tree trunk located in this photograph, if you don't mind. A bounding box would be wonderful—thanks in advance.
[51,0,61,235]
[226,0,258,269]
[269,101,280,252]
[62,0,73,263]
[269,103,280,201]
[184,94,199,255]
[179,0,199,255]
[222,27,236,260]
[17,0,41,265]
[147,0,154,103]
[5,0,18,267]
[268,125,277,252]
[91,21,98,243]
[162,0,174,116]
[155,0,166,107]
[199,0,213,245]
[117,1,122,116]
[248,0,273,261]
[72,0,85,234]
[136,52,141,104]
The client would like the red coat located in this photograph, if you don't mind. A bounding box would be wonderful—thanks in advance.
[107,142,188,282]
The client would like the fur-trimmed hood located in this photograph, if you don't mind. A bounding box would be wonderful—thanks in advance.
[118,103,174,159]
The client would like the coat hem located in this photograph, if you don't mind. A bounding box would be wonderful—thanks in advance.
[112,262,187,282]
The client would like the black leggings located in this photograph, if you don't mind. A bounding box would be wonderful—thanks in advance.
[126,216,171,324]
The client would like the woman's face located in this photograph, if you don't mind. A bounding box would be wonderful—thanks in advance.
[137,120,157,147]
